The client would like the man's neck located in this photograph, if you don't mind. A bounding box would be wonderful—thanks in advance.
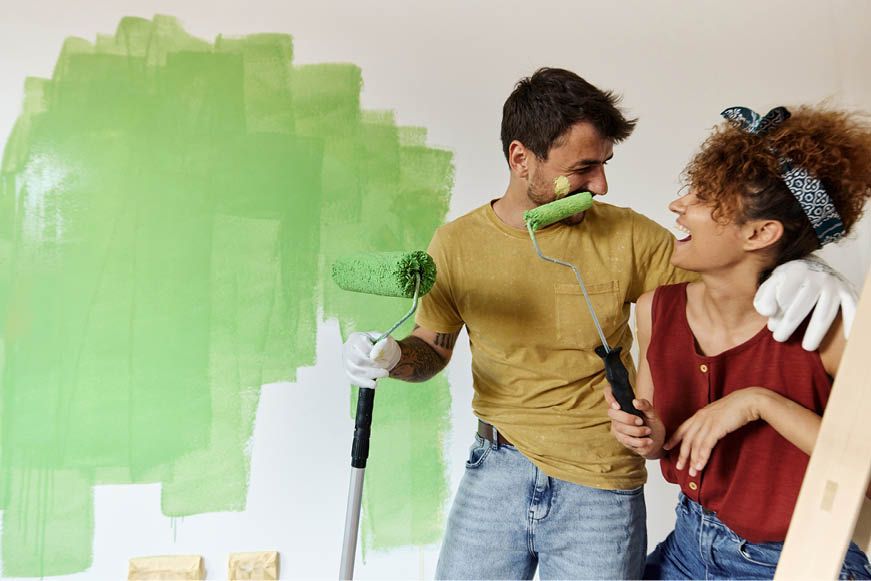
[492,178,534,229]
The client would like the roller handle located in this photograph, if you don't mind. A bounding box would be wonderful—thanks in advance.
[351,387,375,468]
[595,346,644,419]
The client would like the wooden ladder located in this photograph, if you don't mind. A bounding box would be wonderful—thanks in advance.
[776,271,871,579]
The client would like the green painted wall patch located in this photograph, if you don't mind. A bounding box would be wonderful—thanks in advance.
[0,15,453,576]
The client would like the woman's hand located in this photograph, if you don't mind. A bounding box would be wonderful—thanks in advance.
[604,385,666,459]
[664,387,763,476]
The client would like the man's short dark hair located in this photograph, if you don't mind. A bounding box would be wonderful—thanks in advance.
[501,67,637,163]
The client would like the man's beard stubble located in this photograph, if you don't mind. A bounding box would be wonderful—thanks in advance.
[526,179,586,227]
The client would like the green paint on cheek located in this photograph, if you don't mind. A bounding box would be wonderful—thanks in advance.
[553,175,570,199]
[0,15,453,575]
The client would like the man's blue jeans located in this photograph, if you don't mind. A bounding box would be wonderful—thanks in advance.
[645,493,871,580]
[435,434,647,580]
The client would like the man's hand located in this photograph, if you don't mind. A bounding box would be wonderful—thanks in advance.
[754,256,858,351]
[663,388,762,477]
[605,385,666,459]
[341,332,401,388]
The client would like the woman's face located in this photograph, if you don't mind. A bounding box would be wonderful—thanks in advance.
[668,189,747,272]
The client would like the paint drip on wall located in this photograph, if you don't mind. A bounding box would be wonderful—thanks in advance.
[0,15,453,576]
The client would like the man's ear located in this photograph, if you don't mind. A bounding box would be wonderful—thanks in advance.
[744,219,784,251]
[508,140,531,179]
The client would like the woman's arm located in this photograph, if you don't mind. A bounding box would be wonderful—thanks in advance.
[606,291,667,459]
[753,313,846,455]
[818,313,846,378]
[752,389,823,456]
[634,291,655,403]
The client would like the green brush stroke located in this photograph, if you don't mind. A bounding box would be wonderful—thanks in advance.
[0,15,453,576]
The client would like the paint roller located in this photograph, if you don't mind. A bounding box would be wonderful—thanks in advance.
[331,250,437,580]
[524,194,644,419]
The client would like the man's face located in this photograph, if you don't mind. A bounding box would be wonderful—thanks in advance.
[526,122,613,225]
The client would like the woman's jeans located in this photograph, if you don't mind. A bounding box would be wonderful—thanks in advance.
[435,434,647,580]
[645,493,871,580]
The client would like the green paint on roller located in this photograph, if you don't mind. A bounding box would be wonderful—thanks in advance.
[0,15,453,575]
[524,192,594,231]
[331,251,436,298]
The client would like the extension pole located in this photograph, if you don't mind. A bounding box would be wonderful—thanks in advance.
[335,272,422,579]
[527,222,643,419]
[339,386,375,580]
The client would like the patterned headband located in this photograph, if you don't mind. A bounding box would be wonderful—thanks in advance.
[720,106,845,245]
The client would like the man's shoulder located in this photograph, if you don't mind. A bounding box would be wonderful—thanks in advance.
[434,202,492,238]
[585,201,640,237]
[589,200,646,221]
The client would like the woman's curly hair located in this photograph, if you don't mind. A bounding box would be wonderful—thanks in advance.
[683,106,871,277]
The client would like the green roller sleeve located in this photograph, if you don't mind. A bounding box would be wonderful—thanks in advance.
[331,250,437,298]
[523,192,594,231]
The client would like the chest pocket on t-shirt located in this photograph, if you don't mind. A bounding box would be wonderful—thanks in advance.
[554,280,621,348]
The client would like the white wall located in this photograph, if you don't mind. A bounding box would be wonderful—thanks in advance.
[1,0,869,578]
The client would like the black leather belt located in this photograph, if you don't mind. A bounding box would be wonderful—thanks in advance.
[477,419,513,447]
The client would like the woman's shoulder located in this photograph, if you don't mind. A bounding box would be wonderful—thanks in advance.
[642,282,694,334]
[639,283,688,330]
[644,281,693,307]
[637,289,655,314]
[818,312,847,376]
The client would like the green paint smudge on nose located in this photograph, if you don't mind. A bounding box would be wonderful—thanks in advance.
[0,15,453,576]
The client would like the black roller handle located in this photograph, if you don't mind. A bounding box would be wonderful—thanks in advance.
[595,345,644,420]
[351,387,375,469]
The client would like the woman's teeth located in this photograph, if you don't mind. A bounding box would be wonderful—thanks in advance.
[675,223,692,241]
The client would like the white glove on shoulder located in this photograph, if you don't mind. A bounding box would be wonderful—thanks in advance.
[754,256,858,351]
[342,331,402,389]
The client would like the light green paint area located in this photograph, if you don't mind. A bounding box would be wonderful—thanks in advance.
[0,15,453,576]
[553,175,570,199]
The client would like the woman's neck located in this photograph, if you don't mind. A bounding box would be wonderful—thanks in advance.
[686,264,769,356]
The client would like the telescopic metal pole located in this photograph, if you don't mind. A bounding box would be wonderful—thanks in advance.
[339,274,420,580]
[339,386,374,580]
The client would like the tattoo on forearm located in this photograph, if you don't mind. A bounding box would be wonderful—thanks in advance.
[390,336,447,382]
[434,331,459,349]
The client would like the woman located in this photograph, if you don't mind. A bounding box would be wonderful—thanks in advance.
[607,105,871,579]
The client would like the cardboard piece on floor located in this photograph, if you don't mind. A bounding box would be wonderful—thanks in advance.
[228,551,280,580]
[776,272,871,580]
[128,555,204,580]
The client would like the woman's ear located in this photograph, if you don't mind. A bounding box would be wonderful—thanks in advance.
[743,219,784,251]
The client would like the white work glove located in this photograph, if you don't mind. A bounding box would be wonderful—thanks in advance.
[342,331,402,389]
[754,256,858,351]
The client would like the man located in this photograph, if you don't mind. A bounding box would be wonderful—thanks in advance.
[342,68,855,579]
